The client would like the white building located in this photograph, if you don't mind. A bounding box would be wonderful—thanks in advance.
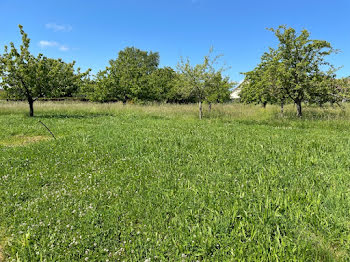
[230,87,241,100]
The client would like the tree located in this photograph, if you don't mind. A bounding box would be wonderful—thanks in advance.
[0,25,90,116]
[114,47,159,102]
[91,47,160,103]
[240,48,287,114]
[148,67,177,102]
[269,25,336,117]
[205,72,233,112]
[241,25,337,117]
[177,48,229,119]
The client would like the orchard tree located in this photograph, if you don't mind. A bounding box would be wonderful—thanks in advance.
[241,48,287,114]
[270,25,336,117]
[177,48,229,119]
[86,70,116,102]
[241,25,337,117]
[0,25,90,116]
[112,47,159,102]
[92,47,160,103]
[148,67,177,102]
[206,72,233,112]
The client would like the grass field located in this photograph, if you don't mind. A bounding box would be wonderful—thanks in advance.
[1,101,350,261]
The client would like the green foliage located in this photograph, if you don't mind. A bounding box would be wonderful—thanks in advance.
[0,25,90,116]
[0,89,7,100]
[148,67,177,102]
[92,47,160,103]
[241,49,285,107]
[1,102,350,261]
[177,48,233,118]
[205,72,233,103]
[241,25,338,116]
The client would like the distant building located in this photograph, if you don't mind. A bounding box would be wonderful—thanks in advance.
[230,79,249,101]
[230,88,241,100]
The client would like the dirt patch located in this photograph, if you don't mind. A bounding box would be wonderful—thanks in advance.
[0,135,50,147]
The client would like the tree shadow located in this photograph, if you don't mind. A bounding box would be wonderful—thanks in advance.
[33,113,114,119]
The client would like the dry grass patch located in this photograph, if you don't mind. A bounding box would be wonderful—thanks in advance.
[0,135,50,147]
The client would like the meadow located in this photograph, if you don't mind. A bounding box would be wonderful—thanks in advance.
[1,101,350,261]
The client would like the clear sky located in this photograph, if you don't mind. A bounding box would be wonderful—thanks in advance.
[0,0,349,82]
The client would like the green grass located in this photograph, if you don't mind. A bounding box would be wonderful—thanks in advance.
[1,101,350,261]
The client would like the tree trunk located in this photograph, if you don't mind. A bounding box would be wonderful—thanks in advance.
[280,101,284,116]
[296,101,302,117]
[199,100,203,120]
[28,98,34,117]
[208,102,212,113]
[262,101,267,108]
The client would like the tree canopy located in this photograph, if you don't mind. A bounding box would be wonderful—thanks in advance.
[0,25,90,116]
[177,48,233,119]
[241,25,338,116]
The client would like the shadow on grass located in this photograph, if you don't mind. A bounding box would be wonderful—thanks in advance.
[33,113,114,119]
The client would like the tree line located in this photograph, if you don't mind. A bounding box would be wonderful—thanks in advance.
[0,24,349,118]
[0,25,233,117]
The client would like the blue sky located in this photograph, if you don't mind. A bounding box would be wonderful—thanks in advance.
[0,0,349,82]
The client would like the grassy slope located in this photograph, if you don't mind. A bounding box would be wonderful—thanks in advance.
[0,102,350,261]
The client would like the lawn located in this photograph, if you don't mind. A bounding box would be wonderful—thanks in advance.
[1,102,350,261]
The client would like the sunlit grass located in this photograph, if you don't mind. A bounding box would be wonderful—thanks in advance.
[0,101,350,261]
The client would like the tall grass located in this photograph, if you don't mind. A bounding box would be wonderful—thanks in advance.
[0,101,350,261]
[1,101,349,120]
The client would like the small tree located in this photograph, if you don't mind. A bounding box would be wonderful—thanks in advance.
[177,48,229,119]
[0,25,89,116]
[206,72,233,112]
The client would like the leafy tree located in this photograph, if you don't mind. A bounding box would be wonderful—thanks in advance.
[336,77,350,102]
[241,25,337,117]
[0,25,90,116]
[241,48,287,114]
[148,67,177,102]
[113,47,159,102]
[269,25,336,117]
[91,47,160,103]
[82,70,114,102]
[206,71,233,112]
[177,48,229,119]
